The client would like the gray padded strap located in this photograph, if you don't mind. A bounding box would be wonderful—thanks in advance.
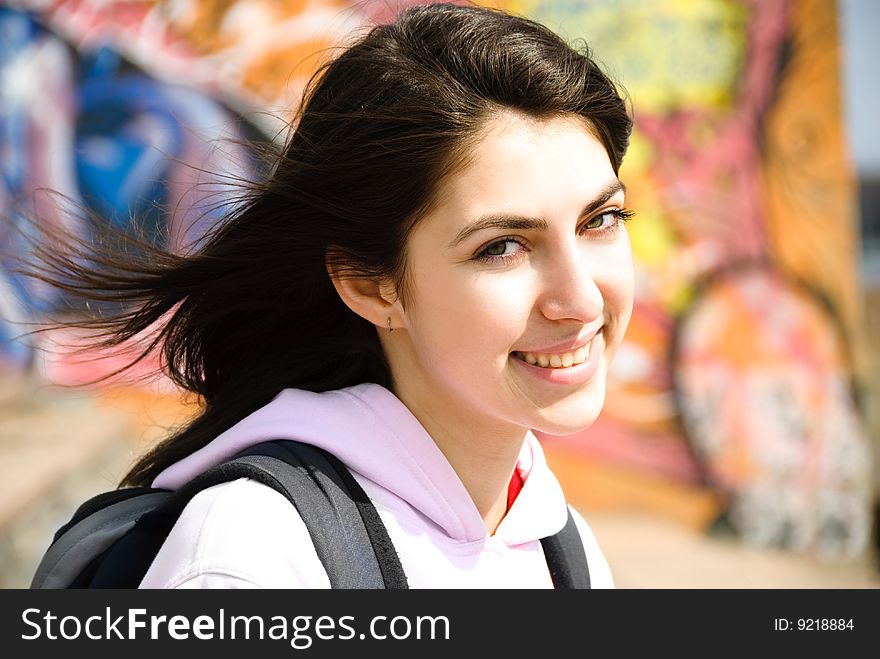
[225,452,390,588]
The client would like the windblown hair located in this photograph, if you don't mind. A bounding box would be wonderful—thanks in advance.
[25,2,632,487]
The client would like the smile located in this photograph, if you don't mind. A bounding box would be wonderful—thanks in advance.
[512,339,594,369]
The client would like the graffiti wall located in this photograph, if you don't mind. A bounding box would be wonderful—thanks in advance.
[0,0,872,560]
[516,0,872,560]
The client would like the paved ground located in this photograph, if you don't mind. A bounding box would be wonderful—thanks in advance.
[587,511,879,588]
[2,379,878,589]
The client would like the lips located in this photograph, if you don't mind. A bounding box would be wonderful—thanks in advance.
[513,327,602,356]
[511,327,604,370]
[509,328,605,384]
[513,327,602,368]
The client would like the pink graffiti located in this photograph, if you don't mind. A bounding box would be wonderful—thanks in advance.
[636,0,791,266]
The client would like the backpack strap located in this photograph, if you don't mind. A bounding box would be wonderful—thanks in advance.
[229,440,409,589]
[44,437,577,589]
[540,507,592,589]
[84,439,408,589]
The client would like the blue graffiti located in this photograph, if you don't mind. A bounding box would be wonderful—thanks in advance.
[0,7,264,367]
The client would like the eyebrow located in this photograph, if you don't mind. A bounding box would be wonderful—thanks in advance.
[448,179,626,248]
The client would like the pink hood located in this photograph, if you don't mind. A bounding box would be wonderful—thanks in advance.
[152,383,569,545]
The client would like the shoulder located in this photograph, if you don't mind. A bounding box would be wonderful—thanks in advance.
[568,506,615,589]
[139,478,331,589]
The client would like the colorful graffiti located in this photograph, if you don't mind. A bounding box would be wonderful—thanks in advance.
[673,265,869,558]
[0,2,263,373]
[517,0,872,559]
[0,0,872,559]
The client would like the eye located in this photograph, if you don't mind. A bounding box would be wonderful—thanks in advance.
[580,208,635,234]
[585,212,612,229]
[474,237,528,263]
[484,240,518,256]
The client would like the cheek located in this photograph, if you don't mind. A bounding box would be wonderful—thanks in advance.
[407,264,530,360]
[465,290,529,363]
[595,241,635,346]
[603,248,634,306]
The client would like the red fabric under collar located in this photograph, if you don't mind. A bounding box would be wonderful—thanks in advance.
[506,467,524,512]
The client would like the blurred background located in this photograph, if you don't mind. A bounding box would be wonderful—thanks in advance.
[0,0,877,588]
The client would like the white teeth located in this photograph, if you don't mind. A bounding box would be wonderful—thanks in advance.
[516,342,592,369]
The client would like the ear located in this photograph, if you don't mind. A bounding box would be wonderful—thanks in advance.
[326,249,401,330]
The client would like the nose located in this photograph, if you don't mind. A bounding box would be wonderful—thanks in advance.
[536,242,604,323]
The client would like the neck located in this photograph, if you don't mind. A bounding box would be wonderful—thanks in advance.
[388,370,527,535]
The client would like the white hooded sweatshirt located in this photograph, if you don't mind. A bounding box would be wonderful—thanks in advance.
[139,383,614,588]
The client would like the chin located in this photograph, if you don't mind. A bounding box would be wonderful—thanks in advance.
[528,390,607,436]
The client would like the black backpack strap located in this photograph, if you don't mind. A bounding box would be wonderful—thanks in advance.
[229,440,409,589]
[89,440,408,589]
[540,507,591,589]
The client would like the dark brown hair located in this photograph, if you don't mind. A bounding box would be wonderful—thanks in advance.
[24,2,632,487]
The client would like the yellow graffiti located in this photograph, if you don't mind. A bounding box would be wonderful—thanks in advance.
[505,0,749,112]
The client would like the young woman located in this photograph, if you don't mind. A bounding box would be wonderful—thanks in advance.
[36,2,635,588]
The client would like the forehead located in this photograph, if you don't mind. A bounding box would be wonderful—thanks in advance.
[425,112,618,232]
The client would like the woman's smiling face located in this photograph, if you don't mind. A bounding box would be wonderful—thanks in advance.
[385,111,634,437]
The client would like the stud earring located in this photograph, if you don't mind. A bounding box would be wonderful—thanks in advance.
[387,317,393,332]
